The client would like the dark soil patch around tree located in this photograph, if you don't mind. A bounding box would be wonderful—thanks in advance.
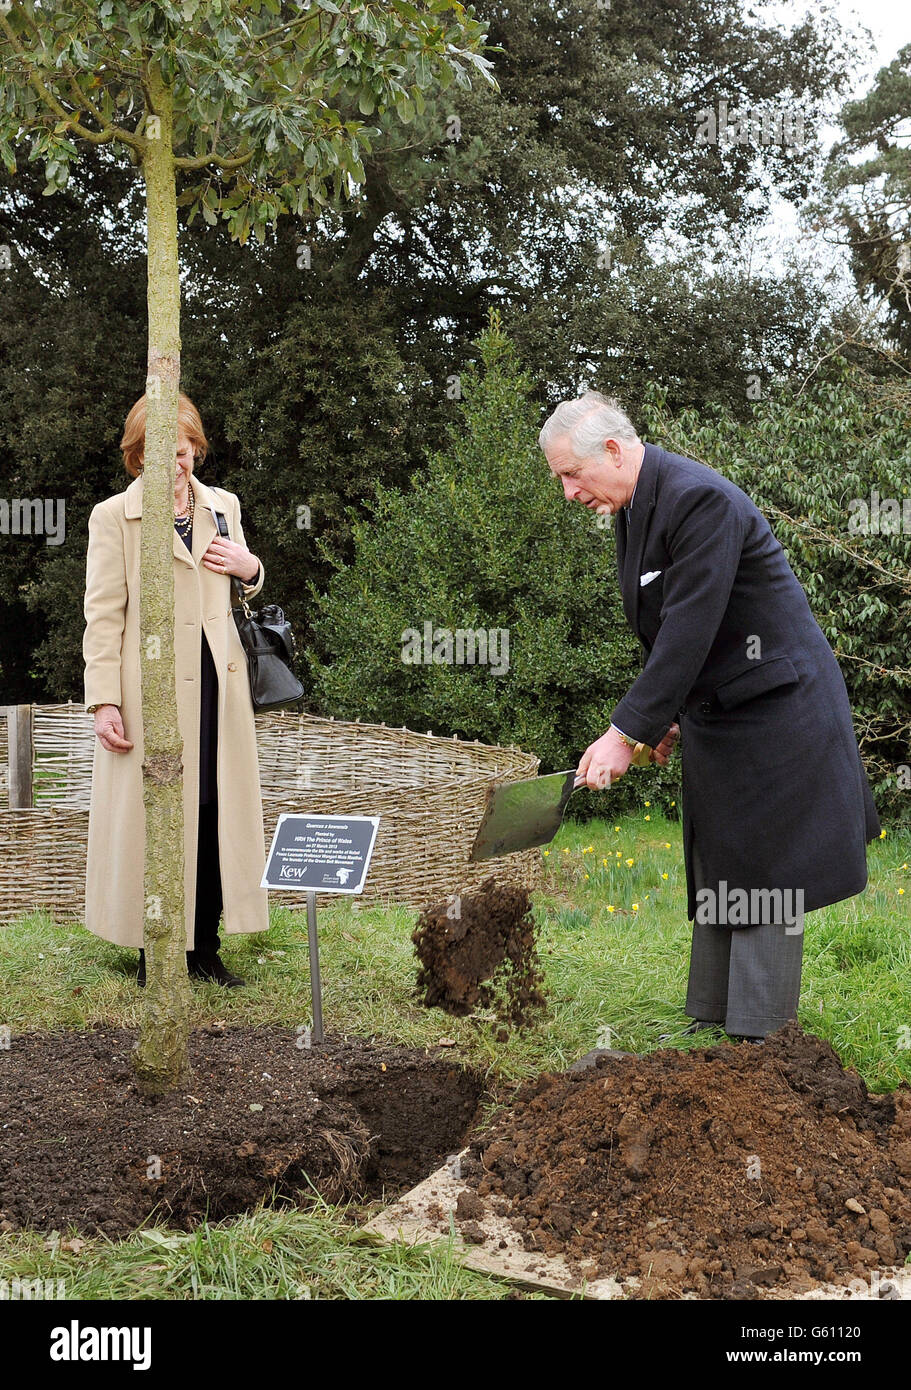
[412,877,547,1025]
[0,1026,483,1237]
[459,1024,911,1299]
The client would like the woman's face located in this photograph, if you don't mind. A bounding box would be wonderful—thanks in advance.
[174,433,195,494]
[140,433,196,492]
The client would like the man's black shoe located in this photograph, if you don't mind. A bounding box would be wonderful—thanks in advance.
[658,1019,721,1043]
[137,948,145,988]
[187,951,246,988]
[729,1033,764,1044]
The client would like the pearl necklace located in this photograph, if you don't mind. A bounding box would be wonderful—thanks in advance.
[174,484,195,537]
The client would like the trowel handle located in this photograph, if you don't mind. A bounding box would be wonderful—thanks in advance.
[630,741,654,768]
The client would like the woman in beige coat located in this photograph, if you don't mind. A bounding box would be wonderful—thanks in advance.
[83,392,270,986]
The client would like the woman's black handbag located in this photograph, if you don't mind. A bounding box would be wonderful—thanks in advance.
[230,577,306,712]
[213,510,305,712]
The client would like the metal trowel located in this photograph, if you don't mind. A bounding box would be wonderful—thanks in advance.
[468,742,653,861]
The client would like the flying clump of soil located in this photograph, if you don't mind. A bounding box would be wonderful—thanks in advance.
[459,1024,911,1299]
[412,876,547,1026]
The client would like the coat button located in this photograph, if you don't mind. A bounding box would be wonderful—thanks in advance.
[227,662,237,671]
[699,700,712,715]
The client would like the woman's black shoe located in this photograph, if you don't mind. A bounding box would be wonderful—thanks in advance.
[187,951,246,987]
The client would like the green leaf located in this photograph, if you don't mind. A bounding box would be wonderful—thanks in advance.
[396,95,415,125]
[358,90,375,116]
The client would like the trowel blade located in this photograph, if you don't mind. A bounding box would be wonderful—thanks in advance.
[468,769,579,861]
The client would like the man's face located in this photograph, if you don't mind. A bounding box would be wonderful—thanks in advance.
[544,435,630,517]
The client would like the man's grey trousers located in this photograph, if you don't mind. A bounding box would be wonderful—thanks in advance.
[684,841,804,1037]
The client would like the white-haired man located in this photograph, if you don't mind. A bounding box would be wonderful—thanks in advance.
[539,391,880,1042]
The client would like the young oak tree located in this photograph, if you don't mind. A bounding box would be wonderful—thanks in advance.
[0,0,494,1094]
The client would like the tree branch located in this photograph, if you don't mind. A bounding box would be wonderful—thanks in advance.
[174,145,255,171]
[0,11,145,153]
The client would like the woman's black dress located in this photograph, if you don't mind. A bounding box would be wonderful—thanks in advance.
[175,518,261,954]
[176,519,221,951]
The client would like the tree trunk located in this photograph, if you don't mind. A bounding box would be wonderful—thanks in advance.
[131,63,191,1095]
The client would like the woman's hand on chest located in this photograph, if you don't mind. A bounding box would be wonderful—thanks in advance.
[201,536,259,582]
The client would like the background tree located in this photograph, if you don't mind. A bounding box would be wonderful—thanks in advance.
[825,43,911,363]
[0,0,494,1092]
[308,312,684,816]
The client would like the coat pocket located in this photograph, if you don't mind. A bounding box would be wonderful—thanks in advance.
[713,655,800,710]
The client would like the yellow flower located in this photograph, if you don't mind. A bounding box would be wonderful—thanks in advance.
[662,872,668,880]
[614,826,620,833]
[664,842,671,849]
[625,857,634,867]
[543,850,550,857]
[645,801,651,807]
[584,873,590,880]
[584,845,594,853]
[602,858,608,866]
[899,888,906,896]
[616,851,621,858]
[632,902,639,911]
[880,829,887,839]
[562,847,570,854]
[607,905,615,913]
[645,815,651,821]
[670,801,675,807]
[901,863,908,870]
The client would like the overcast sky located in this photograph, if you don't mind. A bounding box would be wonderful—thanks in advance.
[818,0,909,83]
[740,2,910,290]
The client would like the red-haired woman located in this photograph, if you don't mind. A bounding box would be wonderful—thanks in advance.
[83,392,270,986]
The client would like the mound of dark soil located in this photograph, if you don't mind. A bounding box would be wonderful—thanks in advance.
[412,877,547,1025]
[460,1024,911,1299]
[0,1026,482,1237]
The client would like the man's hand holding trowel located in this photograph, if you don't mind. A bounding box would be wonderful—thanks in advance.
[469,721,681,862]
[576,722,680,791]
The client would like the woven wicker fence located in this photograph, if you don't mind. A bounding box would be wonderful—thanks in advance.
[0,703,542,923]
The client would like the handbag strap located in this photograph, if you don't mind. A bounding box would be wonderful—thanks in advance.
[231,574,254,619]
[211,508,255,618]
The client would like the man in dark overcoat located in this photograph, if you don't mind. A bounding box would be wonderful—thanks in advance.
[539,391,881,1041]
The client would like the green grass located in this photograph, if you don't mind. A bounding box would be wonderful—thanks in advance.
[1,809,909,1299]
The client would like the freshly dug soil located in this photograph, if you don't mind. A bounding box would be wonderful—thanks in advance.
[0,1026,482,1237]
[460,1024,911,1299]
[412,876,547,1025]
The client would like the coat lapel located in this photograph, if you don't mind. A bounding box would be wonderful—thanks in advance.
[123,471,219,570]
[617,442,660,640]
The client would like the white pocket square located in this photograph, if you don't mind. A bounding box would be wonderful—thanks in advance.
[640,570,662,587]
